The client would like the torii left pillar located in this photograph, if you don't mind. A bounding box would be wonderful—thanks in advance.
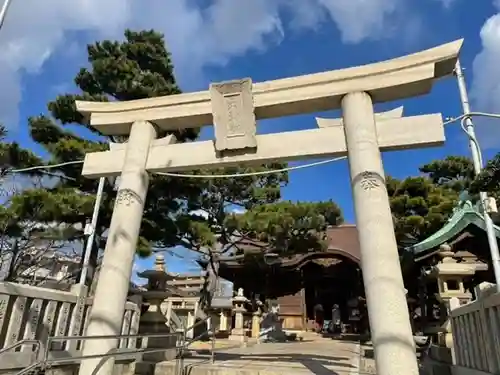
[78,121,157,375]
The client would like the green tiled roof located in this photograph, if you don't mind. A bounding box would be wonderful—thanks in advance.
[407,200,500,255]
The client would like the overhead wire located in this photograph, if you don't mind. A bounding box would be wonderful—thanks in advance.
[10,160,84,173]
[3,111,500,180]
[154,157,346,178]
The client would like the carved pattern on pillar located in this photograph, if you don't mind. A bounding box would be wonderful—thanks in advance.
[116,188,143,206]
[357,171,384,190]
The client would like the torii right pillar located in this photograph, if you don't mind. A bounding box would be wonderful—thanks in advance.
[342,91,418,375]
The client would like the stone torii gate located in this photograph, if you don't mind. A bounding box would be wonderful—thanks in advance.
[76,40,463,375]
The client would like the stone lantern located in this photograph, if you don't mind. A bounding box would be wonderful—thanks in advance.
[429,244,476,348]
[432,244,475,305]
[229,288,248,342]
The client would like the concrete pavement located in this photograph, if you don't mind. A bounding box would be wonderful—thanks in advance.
[157,334,365,375]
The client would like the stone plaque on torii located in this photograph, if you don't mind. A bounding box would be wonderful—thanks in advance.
[75,40,463,375]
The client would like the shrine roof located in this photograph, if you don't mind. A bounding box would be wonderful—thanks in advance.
[406,200,500,257]
[208,225,361,268]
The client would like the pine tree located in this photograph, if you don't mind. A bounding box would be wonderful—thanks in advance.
[471,153,500,199]
[419,156,475,194]
[387,175,458,245]
[11,29,345,278]
[0,124,70,282]
[18,30,202,262]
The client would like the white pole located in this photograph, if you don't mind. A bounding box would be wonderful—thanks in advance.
[66,177,106,346]
[455,59,500,292]
[79,177,106,285]
[0,0,12,30]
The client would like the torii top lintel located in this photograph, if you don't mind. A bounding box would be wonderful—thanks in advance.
[75,39,463,136]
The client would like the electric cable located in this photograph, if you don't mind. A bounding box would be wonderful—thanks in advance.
[9,160,84,173]
[154,157,346,178]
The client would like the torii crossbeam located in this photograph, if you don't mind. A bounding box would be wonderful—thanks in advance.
[82,111,444,177]
[76,40,463,375]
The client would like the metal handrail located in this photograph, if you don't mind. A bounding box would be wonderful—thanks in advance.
[11,332,186,375]
[15,345,184,375]
[41,330,214,365]
[48,331,181,342]
[45,346,181,364]
[177,314,217,364]
[182,327,217,348]
[44,331,183,365]
[183,328,218,364]
[10,311,217,375]
[183,315,212,336]
[16,360,43,375]
[0,340,41,356]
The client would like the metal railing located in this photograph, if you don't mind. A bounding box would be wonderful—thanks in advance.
[178,315,217,364]
[5,313,217,375]
[0,339,41,357]
[0,340,44,375]
[14,331,182,375]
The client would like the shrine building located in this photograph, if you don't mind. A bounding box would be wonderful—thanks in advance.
[205,225,364,331]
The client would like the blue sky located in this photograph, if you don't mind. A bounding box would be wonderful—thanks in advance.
[2,0,500,275]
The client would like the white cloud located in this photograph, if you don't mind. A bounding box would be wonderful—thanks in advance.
[316,0,400,43]
[471,1,500,148]
[0,0,413,129]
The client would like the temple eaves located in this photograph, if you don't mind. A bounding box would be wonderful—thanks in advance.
[406,200,500,257]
